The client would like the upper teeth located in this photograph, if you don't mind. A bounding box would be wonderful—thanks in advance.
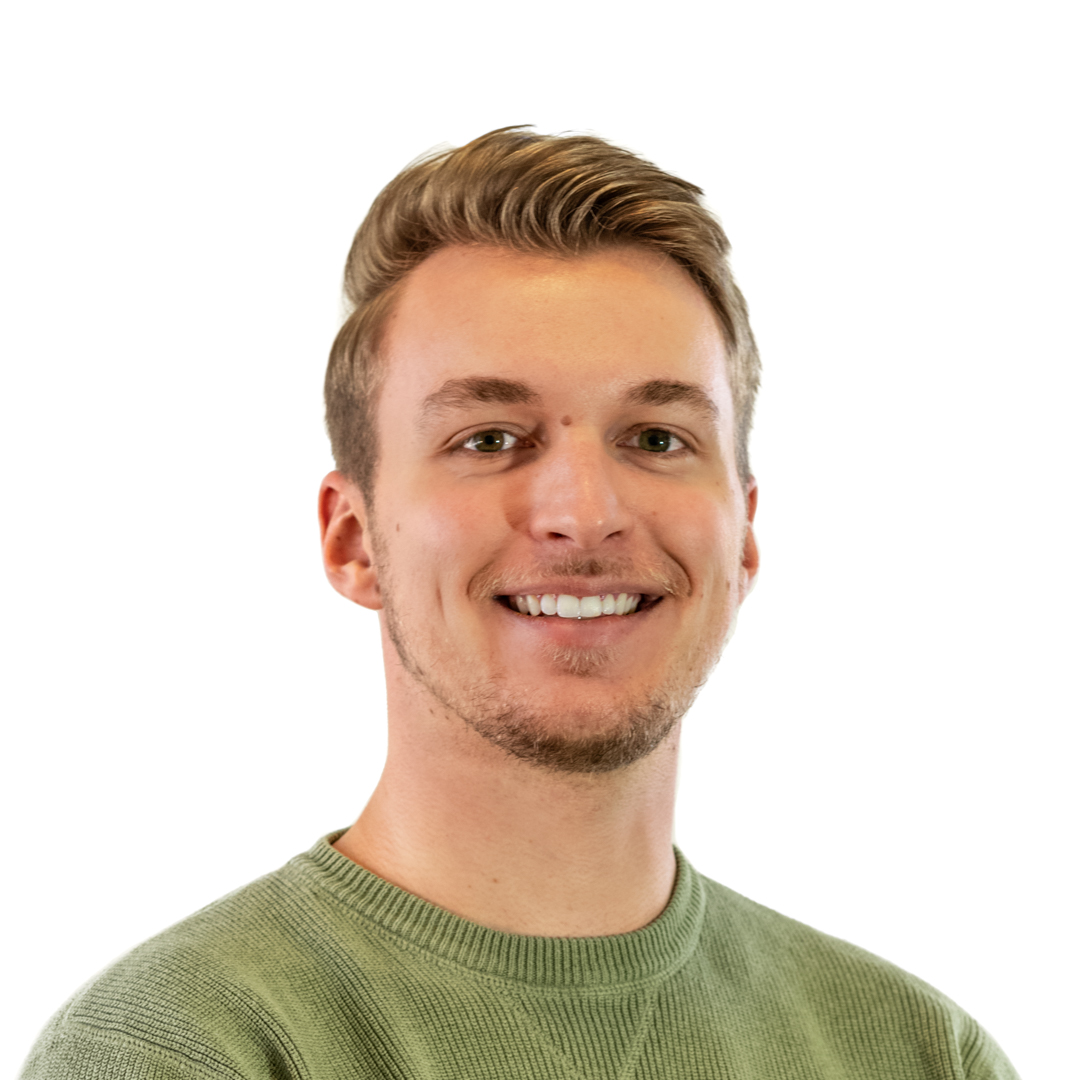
[512,593,641,618]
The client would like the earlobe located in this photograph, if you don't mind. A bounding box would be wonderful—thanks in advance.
[319,471,383,610]
[740,478,760,600]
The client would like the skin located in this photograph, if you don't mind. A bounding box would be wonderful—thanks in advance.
[320,244,759,937]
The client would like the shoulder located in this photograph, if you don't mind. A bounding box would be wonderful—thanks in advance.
[689,871,1019,1079]
[21,856,337,1080]
[694,872,949,1000]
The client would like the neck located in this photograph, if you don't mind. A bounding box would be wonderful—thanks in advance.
[333,654,680,937]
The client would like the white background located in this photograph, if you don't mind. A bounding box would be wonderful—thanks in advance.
[3,1,1076,1076]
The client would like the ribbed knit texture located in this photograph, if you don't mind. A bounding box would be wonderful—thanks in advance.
[21,833,1019,1079]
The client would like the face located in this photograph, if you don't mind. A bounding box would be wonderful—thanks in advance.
[326,244,758,773]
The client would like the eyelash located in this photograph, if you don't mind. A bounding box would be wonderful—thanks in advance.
[456,427,690,455]
[460,430,525,453]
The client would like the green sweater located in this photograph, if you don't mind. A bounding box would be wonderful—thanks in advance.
[22,833,1019,1079]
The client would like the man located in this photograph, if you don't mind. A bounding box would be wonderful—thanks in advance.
[22,127,1019,1078]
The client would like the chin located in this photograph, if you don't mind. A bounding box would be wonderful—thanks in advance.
[467,697,682,775]
[543,644,618,678]
[447,662,695,775]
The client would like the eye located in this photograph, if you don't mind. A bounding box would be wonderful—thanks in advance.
[462,429,521,453]
[633,428,687,453]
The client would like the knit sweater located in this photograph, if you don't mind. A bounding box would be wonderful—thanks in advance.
[21,833,1019,1079]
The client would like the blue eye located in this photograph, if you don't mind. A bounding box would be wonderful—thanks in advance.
[637,429,685,452]
[463,430,519,453]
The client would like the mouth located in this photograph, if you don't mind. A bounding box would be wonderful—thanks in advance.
[496,592,661,619]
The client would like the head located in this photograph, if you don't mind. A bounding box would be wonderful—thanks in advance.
[321,129,760,776]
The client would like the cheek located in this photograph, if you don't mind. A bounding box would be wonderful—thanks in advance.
[383,484,501,582]
[659,492,744,582]
[654,511,742,665]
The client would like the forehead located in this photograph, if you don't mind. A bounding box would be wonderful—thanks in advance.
[380,243,732,419]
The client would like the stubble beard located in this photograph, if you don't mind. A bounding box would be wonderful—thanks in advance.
[374,531,727,775]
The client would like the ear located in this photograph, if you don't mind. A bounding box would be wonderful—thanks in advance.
[319,471,383,610]
[740,477,760,601]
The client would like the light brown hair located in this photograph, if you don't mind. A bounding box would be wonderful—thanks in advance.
[325,126,760,496]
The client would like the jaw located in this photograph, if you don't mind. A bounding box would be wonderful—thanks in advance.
[379,581,733,776]
[381,563,737,729]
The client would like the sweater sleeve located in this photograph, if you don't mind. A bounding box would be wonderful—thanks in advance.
[961,1020,1022,1080]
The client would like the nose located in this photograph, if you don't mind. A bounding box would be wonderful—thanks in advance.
[523,430,633,550]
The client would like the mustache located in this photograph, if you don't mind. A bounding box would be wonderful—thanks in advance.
[468,554,692,602]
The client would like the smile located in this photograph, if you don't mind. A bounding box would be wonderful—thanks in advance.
[502,593,647,618]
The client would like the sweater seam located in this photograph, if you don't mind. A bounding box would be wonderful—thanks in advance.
[47,1021,246,1080]
[505,982,661,1080]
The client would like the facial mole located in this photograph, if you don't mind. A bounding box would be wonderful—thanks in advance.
[561,415,572,426]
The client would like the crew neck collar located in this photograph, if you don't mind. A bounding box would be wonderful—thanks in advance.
[292,831,706,990]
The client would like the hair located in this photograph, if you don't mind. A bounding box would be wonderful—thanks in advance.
[325,126,760,498]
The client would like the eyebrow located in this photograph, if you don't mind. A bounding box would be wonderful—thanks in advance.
[420,377,540,422]
[418,375,718,426]
[621,379,719,423]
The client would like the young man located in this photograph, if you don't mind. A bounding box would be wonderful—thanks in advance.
[22,128,1019,1079]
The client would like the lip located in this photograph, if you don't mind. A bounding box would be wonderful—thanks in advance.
[490,582,665,600]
